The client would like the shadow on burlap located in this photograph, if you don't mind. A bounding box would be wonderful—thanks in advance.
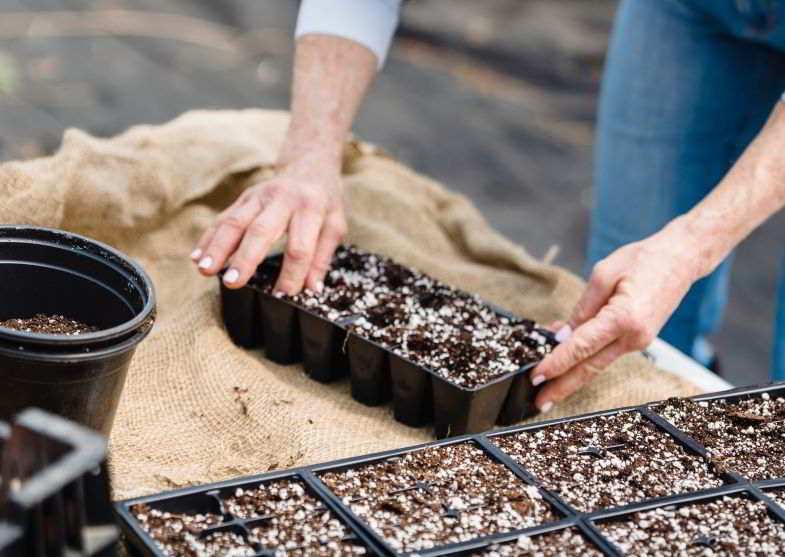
[0,110,701,500]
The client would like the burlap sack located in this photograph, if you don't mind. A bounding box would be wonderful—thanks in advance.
[0,110,701,500]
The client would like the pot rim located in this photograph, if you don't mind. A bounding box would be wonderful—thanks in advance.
[0,226,157,348]
[0,317,153,363]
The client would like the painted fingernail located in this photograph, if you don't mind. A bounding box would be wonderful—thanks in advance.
[223,268,240,284]
[190,249,202,261]
[540,401,554,413]
[531,374,546,387]
[555,324,573,343]
[198,256,213,270]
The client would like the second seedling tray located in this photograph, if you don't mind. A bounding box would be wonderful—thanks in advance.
[118,381,785,556]
[220,253,553,438]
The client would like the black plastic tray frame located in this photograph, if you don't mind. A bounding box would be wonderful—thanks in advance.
[219,255,551,438]
[117,468,390,557]
[0,408,118,557]
[117,381,785,556]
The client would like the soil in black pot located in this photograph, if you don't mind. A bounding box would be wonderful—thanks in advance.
[656,394,785,480]
[493,412,724,512]
[598,495,785,555]
[473,528,602,557]
[320,442,557,553]
[223,479,367,555]
[0,313,98,335]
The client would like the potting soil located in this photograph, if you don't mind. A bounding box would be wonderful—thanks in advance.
[0,110,702,499]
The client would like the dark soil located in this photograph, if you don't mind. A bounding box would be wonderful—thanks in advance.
[598,495,785,555]
[493,411,724,512]
[131,479,367,556]
[319,442,557,553]
[656,394,785,481]
[0,313,98,335]
[768,489,785,511]
[129,504,232,556]
[253,245,555,389]
[475,528,602,556]
[223,479,367,555]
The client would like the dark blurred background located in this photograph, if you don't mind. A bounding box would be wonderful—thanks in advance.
[0,0,781,385]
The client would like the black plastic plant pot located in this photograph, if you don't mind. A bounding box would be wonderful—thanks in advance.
[346,333,392,406]
[220,281,260,349]
[389,354,434,427]
[432,375,515,439]
[0,227,156,435]
[257,294,300,365]
[298,311,350,383]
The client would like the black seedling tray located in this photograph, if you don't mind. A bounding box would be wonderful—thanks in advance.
[1,408,118,556]
[118,381,785,556]
[219,253,554,438]
[116,468,387,556]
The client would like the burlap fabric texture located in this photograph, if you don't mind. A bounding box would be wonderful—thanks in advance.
[0,110,702,500]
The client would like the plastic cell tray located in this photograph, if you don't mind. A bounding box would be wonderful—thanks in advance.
[219,254,554,438]
[118,382,785,556]
[0,408,118,557]
[117,469,387,557]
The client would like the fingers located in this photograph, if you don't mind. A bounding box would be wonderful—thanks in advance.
[535,340,627,411]
[531,305,621,387]
[194,197,261,276]
[568,260,620,329]
[305,211,347,291]
[223,198,291,288]
[274,209,323,295]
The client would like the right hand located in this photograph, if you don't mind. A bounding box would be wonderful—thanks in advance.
[191,157,347,294]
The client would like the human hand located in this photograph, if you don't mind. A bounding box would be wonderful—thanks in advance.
[191,155,347,294]
[531,221,702,412]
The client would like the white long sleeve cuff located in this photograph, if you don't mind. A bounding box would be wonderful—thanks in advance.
[295,0,402,68]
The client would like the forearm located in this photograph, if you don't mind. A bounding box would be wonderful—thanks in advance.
[671,101,785,279]
[278,35,378,171]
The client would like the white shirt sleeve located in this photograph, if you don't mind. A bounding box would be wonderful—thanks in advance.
[295,0,402,68]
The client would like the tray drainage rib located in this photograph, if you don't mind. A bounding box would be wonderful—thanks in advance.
[748,485,785,525]
[575,518,623,557]
[640,406,711,457]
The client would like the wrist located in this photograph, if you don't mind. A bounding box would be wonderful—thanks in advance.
[661,215,727,282]
[277,138,344,179]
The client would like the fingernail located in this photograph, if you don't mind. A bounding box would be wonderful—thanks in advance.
[273,290,285,298]
[531,374,546,387]
[540,401,554,413]
[555,324,573,343]
[190,249,202,261]
[315,281,324,293]
[223,268,240,284]
[198,256,213,270]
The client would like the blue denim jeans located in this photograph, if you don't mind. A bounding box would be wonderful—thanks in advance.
[588,0,785,378]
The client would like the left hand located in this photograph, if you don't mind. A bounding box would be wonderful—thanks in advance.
[531,221,701,413]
